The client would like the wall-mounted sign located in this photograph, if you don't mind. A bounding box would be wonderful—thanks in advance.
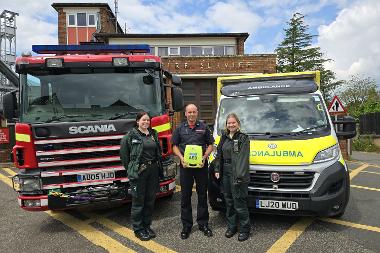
[0,128,10,144]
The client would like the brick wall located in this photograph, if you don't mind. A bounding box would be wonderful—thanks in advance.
[57,8,67,45]
[99,8,117,34]
[162,54,277,75]
[338,138,349,160]
[236,38,245,55]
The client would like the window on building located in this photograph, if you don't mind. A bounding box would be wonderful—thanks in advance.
[225,46,235,55]
[77,13,87,26]
[202,47,213,56]
[68,14,75,26]
[158,47,168,56]
[88,14,95,26]
[180,47,190,56]
[191,46,202,56]
[149,47,155,55]
[169,47,179,55]
[214,46,224,56]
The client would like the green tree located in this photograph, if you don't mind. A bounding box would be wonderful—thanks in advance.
[276,13,341,101]
[338,75,380,118]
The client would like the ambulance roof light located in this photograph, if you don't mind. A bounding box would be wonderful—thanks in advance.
[32,44,150,54]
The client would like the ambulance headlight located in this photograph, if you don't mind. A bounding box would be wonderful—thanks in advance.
[313,144,339,163]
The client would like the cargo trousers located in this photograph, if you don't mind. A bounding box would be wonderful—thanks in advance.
[130,163,159,232]
[222,163,250,233]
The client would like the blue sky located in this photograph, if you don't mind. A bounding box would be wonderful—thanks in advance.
[1,0,380,88]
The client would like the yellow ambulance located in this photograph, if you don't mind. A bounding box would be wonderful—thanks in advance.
[208,71,356,217]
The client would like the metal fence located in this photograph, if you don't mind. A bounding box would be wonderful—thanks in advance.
[359,112,380,135]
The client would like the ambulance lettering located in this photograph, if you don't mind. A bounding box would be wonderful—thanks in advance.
[251,150,303,157]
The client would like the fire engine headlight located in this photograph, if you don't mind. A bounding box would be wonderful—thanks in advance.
[14,176,42,192]
[113,57,129,66]
[163,163,177,178]
[313,144,340,163]
[46,58,63,68]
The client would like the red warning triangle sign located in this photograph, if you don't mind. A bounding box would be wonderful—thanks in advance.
[328,95,346,114]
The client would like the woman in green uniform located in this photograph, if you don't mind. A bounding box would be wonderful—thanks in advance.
[120,112,163,241]
[214,113,250,242]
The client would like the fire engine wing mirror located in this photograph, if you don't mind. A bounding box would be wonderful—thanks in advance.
[2,91,18,122]
[172,86,184,112]
[334,116,357,139]
[171,75,182,86]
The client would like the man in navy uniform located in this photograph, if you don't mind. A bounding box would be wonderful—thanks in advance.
[172,104,214,239]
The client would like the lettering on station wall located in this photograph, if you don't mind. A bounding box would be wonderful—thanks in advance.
[163,60,256,71]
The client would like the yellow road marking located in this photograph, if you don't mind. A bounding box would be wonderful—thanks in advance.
[350,164,369,180]
[0,169,136,252]
[3,167,16,176]
[48,211,136,253]
[0,172,13,187]
[361,170,380,176]
[351,185,380,192]
[89,215,177,253]
[321,218,380,233]
[266,217,314,253]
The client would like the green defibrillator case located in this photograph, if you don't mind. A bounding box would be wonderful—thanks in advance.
[183,145,203,168]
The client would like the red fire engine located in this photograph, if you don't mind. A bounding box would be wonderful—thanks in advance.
[3,44,184,211]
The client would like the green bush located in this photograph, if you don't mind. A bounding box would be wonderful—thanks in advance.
[352,135,378,152]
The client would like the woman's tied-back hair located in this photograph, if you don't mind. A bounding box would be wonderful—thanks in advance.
[134,111,150,128]
[224,113,241,134]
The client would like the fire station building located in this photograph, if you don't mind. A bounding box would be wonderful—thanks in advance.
[52,2,276,125]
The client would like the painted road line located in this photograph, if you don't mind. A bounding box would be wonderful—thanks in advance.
[361,170,380,176]
[0,172,13,187]
[266,217,314,253]
[48,211,136,253]
[349,164,369,180]
[3,167,16,176]
[88,214,177,253]
[351,185,380,192]
[321,218,380,233]
[0,169,136,253]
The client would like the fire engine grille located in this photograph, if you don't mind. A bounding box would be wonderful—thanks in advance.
[250,171,315,190]
[36,139,121,151]
[38,150,120,163]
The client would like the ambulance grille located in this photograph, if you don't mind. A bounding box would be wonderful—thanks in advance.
[250,171,315,190]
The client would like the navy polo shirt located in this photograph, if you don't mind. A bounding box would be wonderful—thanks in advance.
[171,120,214,155]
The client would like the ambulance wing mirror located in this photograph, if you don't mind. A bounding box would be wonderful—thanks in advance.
[334,116,357,139]
[3,91,18,123]
[172,86,184,112]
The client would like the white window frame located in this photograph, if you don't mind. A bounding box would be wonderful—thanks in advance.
[202,47,214,56]
[76,12,87,27]
[67,14,76,27]
[169,47,180,56]
[88,13,96,27]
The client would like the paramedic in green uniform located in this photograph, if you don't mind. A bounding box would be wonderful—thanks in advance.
[120,111,163,241]
[172,104,214,239]
[214,113,250,242]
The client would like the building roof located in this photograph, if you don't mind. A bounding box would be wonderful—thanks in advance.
[51,2,123,33]
[94,32,250,41]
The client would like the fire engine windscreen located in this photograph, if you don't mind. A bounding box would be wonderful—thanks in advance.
[217,94,330,137]
[19,68,162,123]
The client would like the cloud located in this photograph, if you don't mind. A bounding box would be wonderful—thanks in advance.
[205,0,262,32]
[318,0,380,86]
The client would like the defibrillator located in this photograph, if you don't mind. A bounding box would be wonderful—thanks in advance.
[183,145,203,168]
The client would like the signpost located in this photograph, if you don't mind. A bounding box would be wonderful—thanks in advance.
[328,95,349,155]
